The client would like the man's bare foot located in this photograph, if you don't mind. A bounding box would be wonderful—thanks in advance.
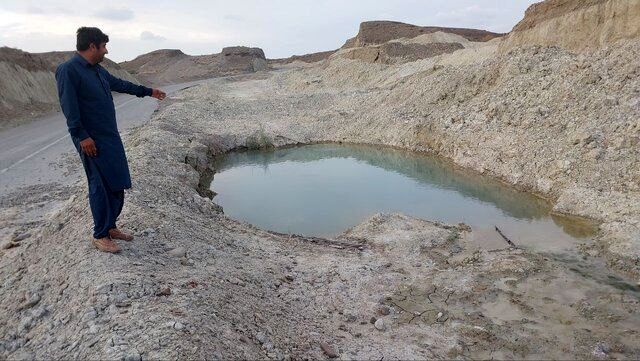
[92,237,120,253]
[109,228,134,241]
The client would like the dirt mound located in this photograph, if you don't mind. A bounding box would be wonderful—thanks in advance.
[340,41,464,64]
[119,46,268,86]
[0,47,139,130]
[269,50,336,65]
[342,21,503,48]
[336,22,499,65]
[500,0,640,52]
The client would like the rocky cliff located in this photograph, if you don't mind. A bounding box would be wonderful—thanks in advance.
[0,47,139,130]
[335,21,501,65]
[268,50,336,65]
[119,46,268,86]
[500,0,640,52]
[342,21,502,48]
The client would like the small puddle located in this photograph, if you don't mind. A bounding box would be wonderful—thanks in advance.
[210,143,598,252]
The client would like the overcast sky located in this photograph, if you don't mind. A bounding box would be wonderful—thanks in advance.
[0,0,539,62]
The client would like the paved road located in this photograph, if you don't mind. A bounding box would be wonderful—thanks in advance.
[0,80,205,195]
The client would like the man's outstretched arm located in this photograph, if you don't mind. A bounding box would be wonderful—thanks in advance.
[103,69,166,99]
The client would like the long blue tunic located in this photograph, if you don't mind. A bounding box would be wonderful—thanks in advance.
[55,53,152,191]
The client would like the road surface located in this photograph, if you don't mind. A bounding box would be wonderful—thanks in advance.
[0,79,204,195]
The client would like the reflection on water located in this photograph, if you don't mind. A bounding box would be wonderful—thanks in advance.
[210,143,598,252]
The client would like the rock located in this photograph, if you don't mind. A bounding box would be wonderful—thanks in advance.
[10,350,34,361]
[18,316,33,333]
[593,343,611,359]
[319,341,339,358]
[156,287,172,296]
[180,258,194,266]
[89,324,100,334]
[11,233,31,242]
[255,331,267,344]
[124,350,142,361]
[82,308,98,322]
[168,247,187,258]
[369,316,377,324]
[1,240,19,250]
[142,228,155,235]
[376,305,391,316]
[31,306,47,319]
[18,293,41,310]
[374,318,386,331]
[173,322,184,331]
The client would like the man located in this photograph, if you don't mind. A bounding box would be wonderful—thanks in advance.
[56,27,166,253]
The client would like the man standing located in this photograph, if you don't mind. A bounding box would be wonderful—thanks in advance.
[56,27,166,253]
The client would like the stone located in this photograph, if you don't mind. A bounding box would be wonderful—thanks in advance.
[31,306,48,319]
[174,322,184,331]
[124,350,142,361]
[1,240,19,250]
[255,331,267,344]
[11,233,31,242]
[156,287,172,296]
[142,228,156,235]
[10,350,34,361]
[18,293,41,310]
[376,305,391,316]
[374,318,386,331]
[82,308,98,322]
[168,247,187,258]
[319,341,339,358]
[18,316,33,333]
[88,324,100,334]
[180,258,195,266]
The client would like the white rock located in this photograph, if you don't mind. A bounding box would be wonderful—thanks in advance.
[374,318,386,331]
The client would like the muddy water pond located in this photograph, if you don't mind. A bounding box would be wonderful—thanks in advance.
[210,143,597,252]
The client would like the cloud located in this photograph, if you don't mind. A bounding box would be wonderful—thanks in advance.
[94,7,134,21]
[140,31,166,41]
[26,6,44,14]
[223,14,244,22]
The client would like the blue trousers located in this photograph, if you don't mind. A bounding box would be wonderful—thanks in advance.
[79,152,125,239]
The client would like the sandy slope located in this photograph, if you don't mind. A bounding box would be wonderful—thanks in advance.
[0,47,139,130]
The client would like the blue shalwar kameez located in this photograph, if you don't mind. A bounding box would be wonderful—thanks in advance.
[55,53,153,239]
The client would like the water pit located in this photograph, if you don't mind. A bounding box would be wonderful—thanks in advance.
[209,143,597,253]
[205,143,639,358]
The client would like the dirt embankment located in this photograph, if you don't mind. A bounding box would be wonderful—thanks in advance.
[268,50,337,65]
[500,0,640,52]
[274,35,640,273]
[336,21,500,65]
[342,21,503,48]
[119,46,268,86]
[0,47,139,130]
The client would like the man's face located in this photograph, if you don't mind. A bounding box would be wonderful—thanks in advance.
[89,42,108,63]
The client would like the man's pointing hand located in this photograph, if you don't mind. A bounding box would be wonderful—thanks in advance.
[152,88,166,100]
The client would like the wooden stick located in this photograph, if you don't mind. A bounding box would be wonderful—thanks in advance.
[495,226,517,248]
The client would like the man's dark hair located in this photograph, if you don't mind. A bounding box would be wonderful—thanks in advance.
[76,27,109,51]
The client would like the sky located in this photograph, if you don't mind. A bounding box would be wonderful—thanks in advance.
[0,0,540,62]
